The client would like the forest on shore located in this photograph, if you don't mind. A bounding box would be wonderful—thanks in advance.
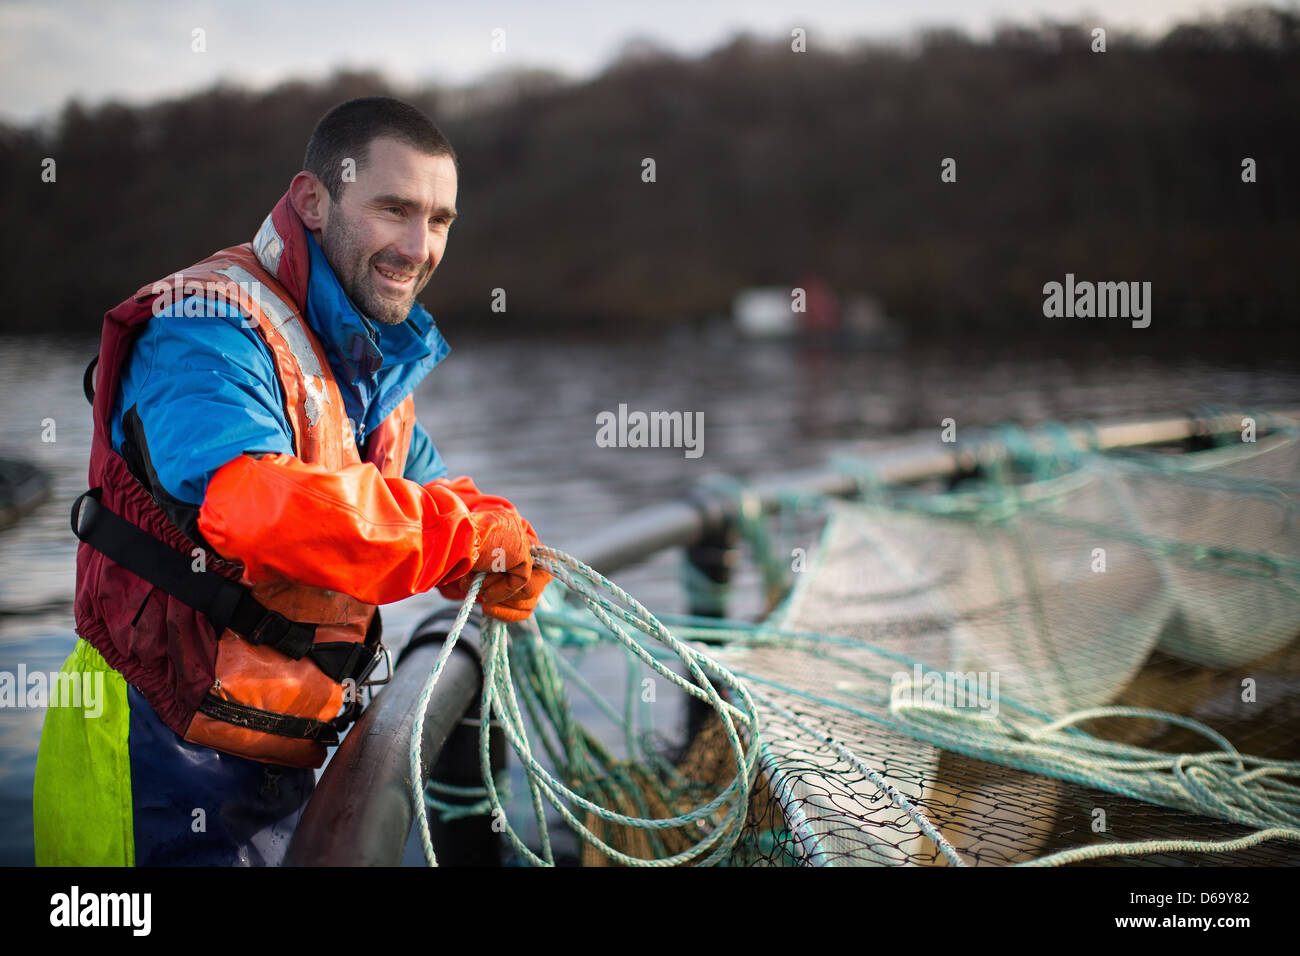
[2,6,1297,343]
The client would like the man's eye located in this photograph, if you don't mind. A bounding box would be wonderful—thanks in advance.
[385,206,403,215]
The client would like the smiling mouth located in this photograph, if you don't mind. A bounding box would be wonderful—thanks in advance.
[374,263,418,285]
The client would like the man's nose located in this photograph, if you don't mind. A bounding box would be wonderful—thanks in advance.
[393,219,433,268]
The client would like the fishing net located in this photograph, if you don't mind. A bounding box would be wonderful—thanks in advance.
[419,421,1300,866]
[713,428,1300,865]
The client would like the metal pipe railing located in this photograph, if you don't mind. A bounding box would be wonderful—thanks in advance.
[564,407,1300,575]
[285,612,484,866]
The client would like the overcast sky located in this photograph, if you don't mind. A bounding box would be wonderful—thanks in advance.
[0,0,1269,125]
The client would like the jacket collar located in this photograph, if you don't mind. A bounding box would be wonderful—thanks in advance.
[252,189,450,384]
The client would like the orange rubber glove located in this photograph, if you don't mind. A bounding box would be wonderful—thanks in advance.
[197,453,482,605]
[481,556,551,622]
[438,508,534,607]
[429,477,553,622]
[437,509,552,622]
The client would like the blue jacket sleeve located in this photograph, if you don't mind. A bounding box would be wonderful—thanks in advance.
[402,419,448,485]
[111,298,295,539]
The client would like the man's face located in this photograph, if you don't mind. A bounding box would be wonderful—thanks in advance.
[318,136,458,325]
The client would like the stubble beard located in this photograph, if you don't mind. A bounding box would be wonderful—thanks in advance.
[321,208,428,326]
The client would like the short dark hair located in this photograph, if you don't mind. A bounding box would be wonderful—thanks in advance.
[304,96,457,199]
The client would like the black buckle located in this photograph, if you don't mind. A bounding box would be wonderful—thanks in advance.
[329,697,363,733]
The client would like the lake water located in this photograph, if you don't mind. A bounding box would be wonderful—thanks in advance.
[1,329,1296,865]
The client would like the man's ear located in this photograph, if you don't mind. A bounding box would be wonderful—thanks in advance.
[289,171,329,234]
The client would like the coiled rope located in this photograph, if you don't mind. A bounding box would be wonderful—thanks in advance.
[409,545,762,867]
[888,687,1300,863]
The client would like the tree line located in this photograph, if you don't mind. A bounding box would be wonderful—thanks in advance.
[2,6,1297,342]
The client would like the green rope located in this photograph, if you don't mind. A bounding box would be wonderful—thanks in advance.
[409,579,482,867]
[409,545,762,867]
[888,692,1300,840]
[689,475,827,611]
[425,774,512,821]
[1023,828,1300,866]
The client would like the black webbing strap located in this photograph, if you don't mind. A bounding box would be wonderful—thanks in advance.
[197,694,340,744]
[70,489,378,683]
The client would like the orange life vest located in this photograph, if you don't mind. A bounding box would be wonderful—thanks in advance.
[74,210,416,768]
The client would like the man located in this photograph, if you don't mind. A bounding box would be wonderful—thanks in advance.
[34,96,549,865]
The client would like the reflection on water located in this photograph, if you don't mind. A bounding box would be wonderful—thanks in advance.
[0,330,1296,864]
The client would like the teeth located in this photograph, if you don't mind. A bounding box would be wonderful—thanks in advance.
[377,266,414,281]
